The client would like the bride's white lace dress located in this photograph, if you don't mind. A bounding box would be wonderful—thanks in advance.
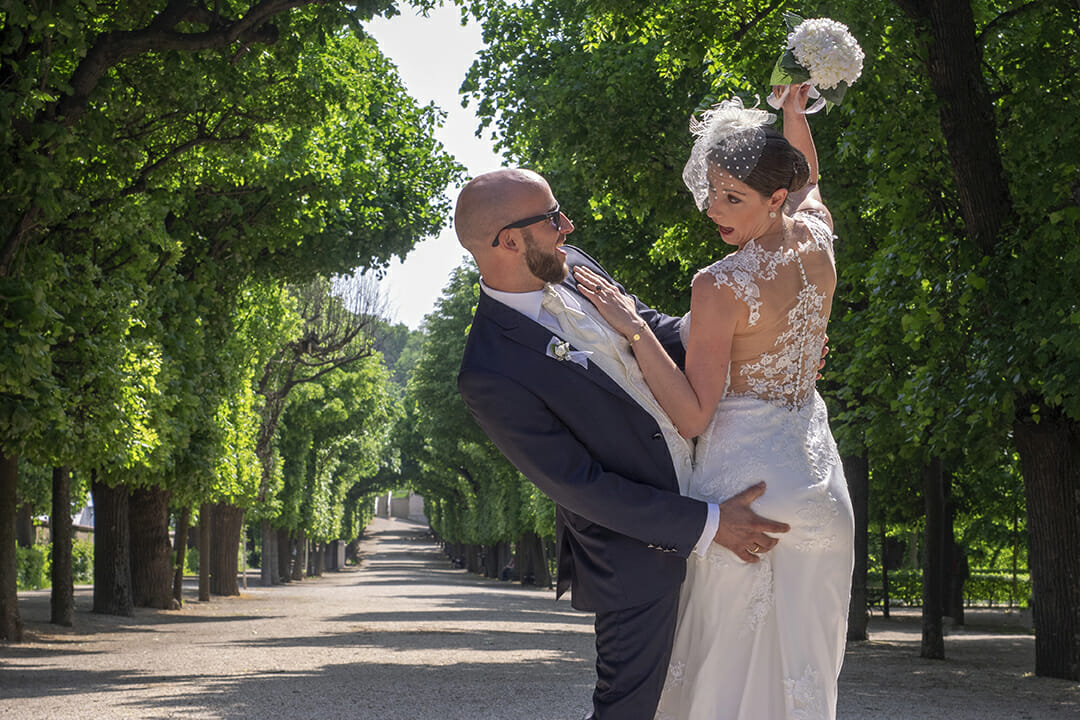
[655,210,854,720]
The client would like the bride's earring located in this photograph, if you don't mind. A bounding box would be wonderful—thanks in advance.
[769,211,777,218]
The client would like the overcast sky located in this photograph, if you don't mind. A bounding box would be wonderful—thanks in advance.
[365,5,501,329]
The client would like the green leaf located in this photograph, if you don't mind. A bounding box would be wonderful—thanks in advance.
[771,51,811,86]
[818,81,849,107]
[783,11,806,33]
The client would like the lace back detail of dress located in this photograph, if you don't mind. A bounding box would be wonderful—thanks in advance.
[703,211,835,411]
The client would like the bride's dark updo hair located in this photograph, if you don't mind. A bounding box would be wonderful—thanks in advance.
[709,127,811,198]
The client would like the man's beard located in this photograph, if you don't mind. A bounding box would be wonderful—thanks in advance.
[523,230,569,284]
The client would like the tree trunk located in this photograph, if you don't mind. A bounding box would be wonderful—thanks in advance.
[898,0,1075,678]
[895,0,1013,254]
[172,506,191,608]
[500,542,510,578]
[92,476,133,616]
[328,540,339,572]
[466,543,481,574]
[15,502,34,548]
[129,486,173,609]
[484,543,499,578]
[843,452,870,641]
[311,542,324,577]
[516,532,552,588]
[291,530,307,581]
[209,503,243,596]
[0,452,23,641]
[494,541,511,580]
[277,527,291,582]
[240,524,247,590]
[1013,412,1080,681]
[513,538,526,582]
[260,520,279,586]
[945,535,967,625]
[943,473,966,625]
[880,522,891,620]
[921,456,946,660]
[50,467,74,626]
[198,503,211,602]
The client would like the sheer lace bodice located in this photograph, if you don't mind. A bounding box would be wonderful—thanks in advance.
[699,210,836,411]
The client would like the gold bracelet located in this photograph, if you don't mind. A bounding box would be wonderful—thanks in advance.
[629,319,646,344]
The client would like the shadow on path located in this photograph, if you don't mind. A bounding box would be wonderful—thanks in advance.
[6,518,1078,720]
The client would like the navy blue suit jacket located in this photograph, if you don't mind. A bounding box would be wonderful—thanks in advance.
[457,245,708,612]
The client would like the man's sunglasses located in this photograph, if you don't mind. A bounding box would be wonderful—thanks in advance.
[492,204,563,247]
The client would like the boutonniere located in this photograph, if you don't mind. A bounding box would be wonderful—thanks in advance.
[546,336,591,368]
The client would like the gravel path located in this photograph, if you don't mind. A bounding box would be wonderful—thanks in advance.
[2,517,1077,719]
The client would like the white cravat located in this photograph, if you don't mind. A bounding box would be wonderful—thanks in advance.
[541,284,619,357]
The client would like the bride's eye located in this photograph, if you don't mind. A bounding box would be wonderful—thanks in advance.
[727,194,742,205]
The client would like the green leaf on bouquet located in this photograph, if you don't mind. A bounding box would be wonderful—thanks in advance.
[770,51,810,86]
[783,11,805,33]
[818,80,849,107]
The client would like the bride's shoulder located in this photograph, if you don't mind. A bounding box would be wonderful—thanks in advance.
[693,253,756,300]
[792,208,830,230]
[696,248,757,282]
[694,256,730,287]
[698,247,751,273]
[792,209,836,250]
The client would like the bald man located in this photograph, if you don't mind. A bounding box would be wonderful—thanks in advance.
[454,168,788,720]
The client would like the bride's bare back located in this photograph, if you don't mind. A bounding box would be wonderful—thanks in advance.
[698,209,836,411]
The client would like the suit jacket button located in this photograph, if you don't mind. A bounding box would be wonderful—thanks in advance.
[652,432,662,439]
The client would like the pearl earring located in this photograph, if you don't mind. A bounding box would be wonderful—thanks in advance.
[769,211,777,219]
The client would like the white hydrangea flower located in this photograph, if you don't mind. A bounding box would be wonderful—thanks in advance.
[788,18,864,90]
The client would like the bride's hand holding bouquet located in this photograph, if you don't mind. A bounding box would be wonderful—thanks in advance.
[768,12,864,113]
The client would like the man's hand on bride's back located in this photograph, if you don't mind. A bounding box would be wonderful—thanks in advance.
[712,482,790,564]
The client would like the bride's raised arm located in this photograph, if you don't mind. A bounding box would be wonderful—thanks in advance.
[774,84,831,228]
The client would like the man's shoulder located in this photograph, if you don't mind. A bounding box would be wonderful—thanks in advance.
[459,303,496,367]
[458,299,518,376]
[563,244,604,272]
[457,311,531,405]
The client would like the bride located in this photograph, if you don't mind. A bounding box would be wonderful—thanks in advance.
[574,84,855,719]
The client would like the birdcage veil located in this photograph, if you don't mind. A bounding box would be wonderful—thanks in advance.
[682,97,777,211]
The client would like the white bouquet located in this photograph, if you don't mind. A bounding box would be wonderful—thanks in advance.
[769,12,864,113]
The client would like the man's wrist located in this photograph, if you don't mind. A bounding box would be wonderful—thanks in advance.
[693,503,721,557]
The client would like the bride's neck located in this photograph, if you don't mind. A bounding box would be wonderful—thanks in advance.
[743,216,789,250]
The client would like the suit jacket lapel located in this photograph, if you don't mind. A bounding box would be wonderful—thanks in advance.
[477,291,631,403]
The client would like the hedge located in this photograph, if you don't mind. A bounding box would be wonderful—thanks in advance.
[866,569,1030,608]
[15,540,94,591]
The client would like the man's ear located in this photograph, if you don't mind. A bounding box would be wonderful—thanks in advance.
[499,230,523,252]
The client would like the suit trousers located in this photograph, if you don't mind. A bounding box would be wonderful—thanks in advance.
[591,586,681,720]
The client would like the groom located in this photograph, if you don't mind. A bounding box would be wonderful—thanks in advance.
[455,168,789,720]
